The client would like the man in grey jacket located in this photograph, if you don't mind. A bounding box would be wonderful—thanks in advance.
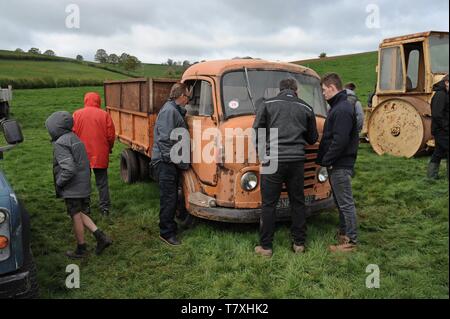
[151,83,191,246]
[344,82,364,134]
[45,111,112,259]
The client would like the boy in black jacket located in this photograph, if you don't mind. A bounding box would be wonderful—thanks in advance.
[317,73,359,252]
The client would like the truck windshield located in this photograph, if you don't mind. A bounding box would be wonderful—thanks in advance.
[429,34,449,73]
[222,70,328,118]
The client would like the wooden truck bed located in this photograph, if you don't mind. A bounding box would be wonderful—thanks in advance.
[105,78,178,157]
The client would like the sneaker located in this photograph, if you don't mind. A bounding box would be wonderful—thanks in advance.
[292,243,305,254]
[159,235,181,246]
[254,245,273,257]
[94,230,113,255]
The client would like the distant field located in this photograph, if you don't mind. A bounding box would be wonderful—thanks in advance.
[0,49,181,89]
[98,63,185,79]
[293,51,379,105]
[0,86,447,298]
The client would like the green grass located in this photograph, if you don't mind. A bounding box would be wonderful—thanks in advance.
[0,86,448,298]
[294,52,379,105]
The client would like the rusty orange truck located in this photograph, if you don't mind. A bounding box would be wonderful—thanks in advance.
[105,59,334,222]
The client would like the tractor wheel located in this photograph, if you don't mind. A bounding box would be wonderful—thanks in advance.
[120,149,139,184]
[368,98,432,158]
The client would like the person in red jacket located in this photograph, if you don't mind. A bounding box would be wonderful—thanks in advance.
[73,92,115,216]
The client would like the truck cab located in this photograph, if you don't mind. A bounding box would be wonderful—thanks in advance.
[180,59,334,222]
[106,59,334,223]
[0,109,38,298]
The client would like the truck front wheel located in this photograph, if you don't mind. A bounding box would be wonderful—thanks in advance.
[120,149,139,184]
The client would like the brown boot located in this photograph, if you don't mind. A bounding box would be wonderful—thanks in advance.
[336,230,347,244]
[292,243,305,254]
[255,246,273,257]
[329,236,357,253]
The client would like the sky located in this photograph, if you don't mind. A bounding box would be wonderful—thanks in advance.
[0,0,448,64]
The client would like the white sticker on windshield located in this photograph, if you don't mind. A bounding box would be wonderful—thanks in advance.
[229,100,239,109]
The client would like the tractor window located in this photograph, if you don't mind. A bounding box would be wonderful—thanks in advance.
[406,50,419,90]
[379,46,404,91]
[429,34,449,73]
[403,42,425,92]
[185,80,214,117]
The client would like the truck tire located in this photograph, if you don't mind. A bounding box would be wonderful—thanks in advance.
[120,149,139,184]
[15,201,39,299]
[138,154,150,181]
[16,258,39,299]
[0,101,10,119]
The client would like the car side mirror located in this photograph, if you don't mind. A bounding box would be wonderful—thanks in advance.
[1,119,24,144]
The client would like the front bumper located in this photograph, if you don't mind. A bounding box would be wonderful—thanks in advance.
[0,269,31,299]
[189,196,335,223]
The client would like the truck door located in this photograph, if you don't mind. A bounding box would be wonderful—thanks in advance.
[184,78,219,186]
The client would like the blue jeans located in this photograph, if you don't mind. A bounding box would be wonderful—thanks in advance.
[328,168,358,243]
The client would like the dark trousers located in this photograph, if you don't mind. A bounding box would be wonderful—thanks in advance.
[155,162,179,238]
[431,133,449,164]
[260,161,306,249]
[328,168,357,243]
[92,168,110,211]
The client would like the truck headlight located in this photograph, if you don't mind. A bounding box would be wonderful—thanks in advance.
[0,211,6,224]
[317,167,328,183]
[241,172,258,191]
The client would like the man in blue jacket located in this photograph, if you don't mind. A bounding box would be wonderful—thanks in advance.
[316,73,359,252]
[151,83,191,246]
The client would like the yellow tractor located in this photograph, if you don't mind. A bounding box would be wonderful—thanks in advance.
[363,31,449,158]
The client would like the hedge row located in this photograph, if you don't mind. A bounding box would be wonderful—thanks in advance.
[0,77,104,89]
[0,51,79,63]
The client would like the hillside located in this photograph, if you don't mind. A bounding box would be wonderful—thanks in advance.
[0,50,181,89]
[293,51,378,105]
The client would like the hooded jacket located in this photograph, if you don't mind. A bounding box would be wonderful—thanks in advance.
[45,111,91,199]
[252,89,318,162]
[431,80,449,136]
[316,90,359,169]
[73,92,115,169]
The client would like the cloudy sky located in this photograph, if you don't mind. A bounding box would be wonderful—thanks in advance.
[1,0,448,63]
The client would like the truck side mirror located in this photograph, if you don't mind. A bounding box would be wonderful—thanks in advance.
[1,119,24,144]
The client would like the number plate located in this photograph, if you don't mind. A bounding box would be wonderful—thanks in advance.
[276,196,315,209]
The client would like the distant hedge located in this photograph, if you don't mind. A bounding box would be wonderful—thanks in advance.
[0,50,78,63]
[0,77,104,89]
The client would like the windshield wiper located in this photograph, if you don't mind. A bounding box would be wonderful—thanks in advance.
[243,67,256,113]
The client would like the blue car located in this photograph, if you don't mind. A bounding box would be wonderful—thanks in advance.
[0,119,38,298]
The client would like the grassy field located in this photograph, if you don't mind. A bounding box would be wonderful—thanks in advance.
[0,86,448,299]
[294,51,379,105]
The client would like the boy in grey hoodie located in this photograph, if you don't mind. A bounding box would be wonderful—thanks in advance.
[45,111,112,259]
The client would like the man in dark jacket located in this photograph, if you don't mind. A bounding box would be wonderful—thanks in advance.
[45,111,112,259]
[253,78,318,257]
[151,83,191,246]
[428,74,449,180]
[316,73,359,252]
